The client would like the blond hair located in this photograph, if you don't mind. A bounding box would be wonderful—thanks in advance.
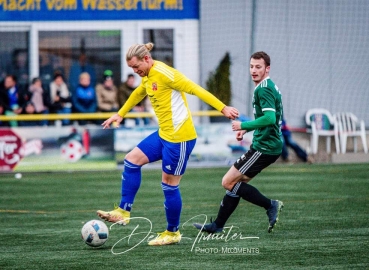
[79,72,90,80]
[126,42,154,61]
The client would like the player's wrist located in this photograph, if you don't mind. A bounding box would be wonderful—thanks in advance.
[241,122,248,130]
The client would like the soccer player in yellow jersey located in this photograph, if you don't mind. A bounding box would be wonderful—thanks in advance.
[97,42,239,246]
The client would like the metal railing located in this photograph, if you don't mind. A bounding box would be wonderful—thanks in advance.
[0,110,224,122]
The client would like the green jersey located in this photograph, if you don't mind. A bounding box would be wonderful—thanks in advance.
[250,77,283,155]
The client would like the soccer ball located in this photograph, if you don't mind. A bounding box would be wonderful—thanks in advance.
[61,140,83,162]
[81,220,109,247]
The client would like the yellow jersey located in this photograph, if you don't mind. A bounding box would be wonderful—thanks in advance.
[118,61,226,143]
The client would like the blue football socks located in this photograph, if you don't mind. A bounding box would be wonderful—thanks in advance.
[119,160,142,211]
[162,182,182,232]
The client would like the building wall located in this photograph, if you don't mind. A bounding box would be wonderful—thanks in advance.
[200,0,369,127]
[0,1,201,117]
[1,0,369,128]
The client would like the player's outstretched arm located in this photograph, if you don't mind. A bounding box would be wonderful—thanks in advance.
[236,111,276,132]
[102,113,123,129]
[221,106,239,120]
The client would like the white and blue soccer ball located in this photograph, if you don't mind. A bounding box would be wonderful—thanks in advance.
[81,220,109,247]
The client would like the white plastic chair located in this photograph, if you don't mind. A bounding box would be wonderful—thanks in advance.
[334,112,368,154]
[305,108,340,154]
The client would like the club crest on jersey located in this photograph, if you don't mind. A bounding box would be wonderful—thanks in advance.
[152,82,158,91]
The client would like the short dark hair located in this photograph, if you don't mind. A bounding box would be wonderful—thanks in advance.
[26,101,34,107]
[127,73,134,79]
[32,77,41,84]
[250,51,270,67]
[5,74,17,83]
[53,71,64,81]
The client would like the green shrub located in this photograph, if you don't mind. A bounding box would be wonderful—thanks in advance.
[206,52,231,105]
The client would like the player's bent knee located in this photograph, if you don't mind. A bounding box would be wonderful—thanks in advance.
[221,176,234,191]
[125,147,149,166]
[124,151,136,163]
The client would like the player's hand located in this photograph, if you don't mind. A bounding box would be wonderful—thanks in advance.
[221,106,239,120]
[236,130,247,141]
[102,113,123,129]
[232,120,243,131]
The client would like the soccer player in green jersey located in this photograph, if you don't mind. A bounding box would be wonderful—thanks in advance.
[194,51,284,234]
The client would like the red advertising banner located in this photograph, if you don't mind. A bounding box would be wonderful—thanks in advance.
[0,129,23,171]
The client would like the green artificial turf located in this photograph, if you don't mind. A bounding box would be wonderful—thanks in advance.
[0,163,368,269]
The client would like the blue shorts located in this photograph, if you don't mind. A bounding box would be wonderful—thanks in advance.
[137,130,196,175]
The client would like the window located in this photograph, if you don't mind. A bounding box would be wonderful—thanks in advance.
[0,31,29,93]
[38,31,121,92]
[143,29,174,66]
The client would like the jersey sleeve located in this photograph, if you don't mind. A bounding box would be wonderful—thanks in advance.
[171,71,226,112]
[258,87,277,112]
[117,83,147,116]
[241,110,276,131]
[240,86,277,131]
